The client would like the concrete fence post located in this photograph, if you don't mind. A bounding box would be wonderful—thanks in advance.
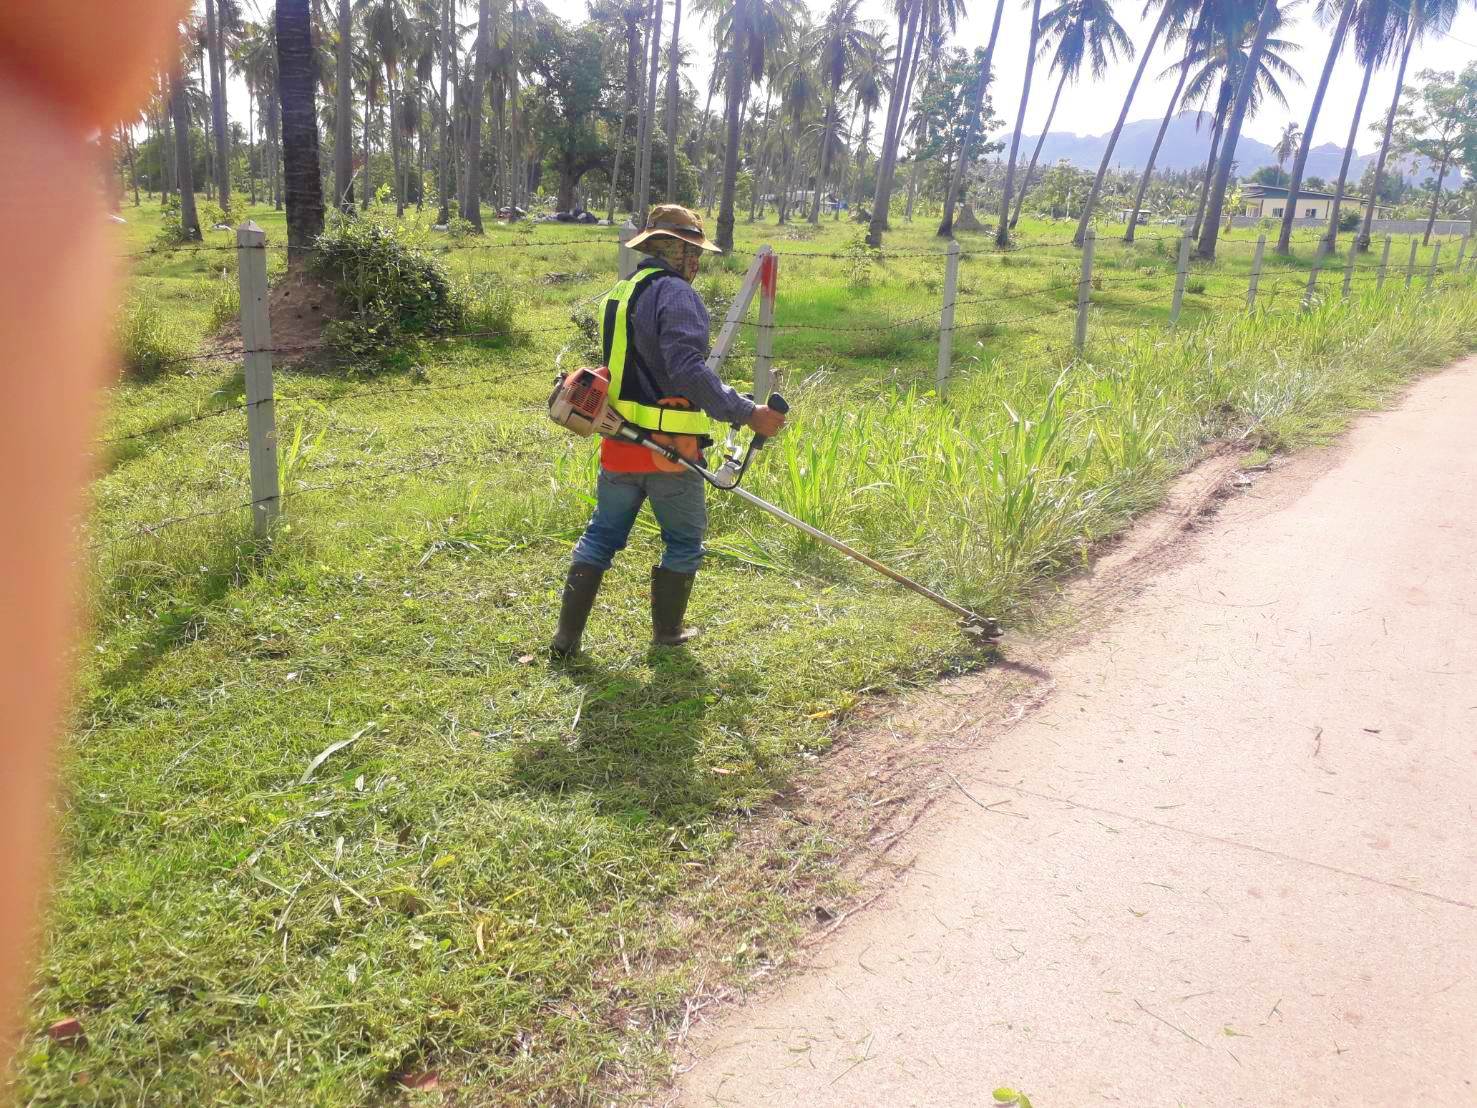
[1074,229,1094,354]
[237,221,279,538]
[1404,238,1419,288]
[1246,233,1266,311]
[937,239,961,392]
[618,219,638,279]
[1455,234,1468,273]
[1169,232,1191,326]
[1376,235,1392,293]
[1426,242,1441,293]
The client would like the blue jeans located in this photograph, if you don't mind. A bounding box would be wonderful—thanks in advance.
[572,467,708,574]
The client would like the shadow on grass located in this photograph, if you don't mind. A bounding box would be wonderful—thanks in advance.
[94,527,266,693]
[511,648,766,826]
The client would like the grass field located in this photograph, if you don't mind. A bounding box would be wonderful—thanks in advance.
[15,198,1477,1105]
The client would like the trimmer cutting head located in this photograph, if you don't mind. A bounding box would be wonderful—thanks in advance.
[960,614,1004,641]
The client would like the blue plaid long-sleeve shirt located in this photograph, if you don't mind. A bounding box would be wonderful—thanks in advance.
[629,257,757,427]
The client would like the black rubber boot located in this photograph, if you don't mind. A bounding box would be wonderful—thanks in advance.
[550,563,604,658]
[651,566,699,646]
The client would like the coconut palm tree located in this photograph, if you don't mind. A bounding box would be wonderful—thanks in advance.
[275,0,326,257]
[847,24,892,214]
[333,0,355,211]
[698,0,799,251]
[667,0,685,200]
[1273,120,1301,172]
[935,0,1007,237]
[463,0,492,229]
[205,0,231,213]
[607,1,643,221]
[1072,0,1198,246]
[995,0,1045,243]
[1016,0,1133,231]
[1196,0,1284,259]
[168,59,203,240]
[808,0,877,223]
[867,0,966,246]
[1182,2,1300,240]
[1356,0,1459,250]
[1122,2,1200,240]
[1275,0,1355,253]
[360,0,410,216]
[635,0,667,222]
[1323,0,1404,248]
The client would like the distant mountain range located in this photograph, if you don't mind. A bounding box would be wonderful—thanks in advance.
[1002,110,1456,187]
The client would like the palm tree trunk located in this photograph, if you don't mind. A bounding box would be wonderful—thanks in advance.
[835,100,858,220]
[199,52,214,198]
[610,4,641,221]
[247,89,257,206]
[1011,70,1066,230]
[853,105,872,212]
[1125,42,1193,242]
[510,0,523,211]
[437,0,452,222]
[1323,55,1374,250]
[750,83,776,221]
[123,124,141,206]
[938,0,1008,237]
[415,82,425,210]
[995,0,1043,245]
[169,67,202,239]
[1196,0,1278,260]
[333,0,354,212]
[865,0,921,247]
[905,151,920,218]
[1075,2,1171,247]
[666,0,682,201]
[1422,150,1448,245]
[465,0,491,231]
[362,79,373,209]
[715,41,746,252]
[206,0,231,214]
[1357,26,1415,251]
[1189,108,1226,240]
[274,0,325,259]
[636,0,665,222]
[1276,2,1352,254]
[810,95,837,224]
[390,70,405,217]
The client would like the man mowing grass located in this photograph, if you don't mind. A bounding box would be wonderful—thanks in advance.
[551,205,787,657]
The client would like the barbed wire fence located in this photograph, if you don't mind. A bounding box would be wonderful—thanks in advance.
[103,218,1476,548]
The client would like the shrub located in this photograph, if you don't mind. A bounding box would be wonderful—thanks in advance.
[842,235,881,288]
[311,213,465,355]
[1187,279,1207,295]
[206,269,240,332]
[1338,208,1360,232]
[115,293,191,379]
[198,199,234,229]
[460,273,518,340]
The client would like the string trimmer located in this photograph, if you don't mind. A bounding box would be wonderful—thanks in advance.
[548,367,1002,640]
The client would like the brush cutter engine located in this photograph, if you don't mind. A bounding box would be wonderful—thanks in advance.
[547,366,627,437]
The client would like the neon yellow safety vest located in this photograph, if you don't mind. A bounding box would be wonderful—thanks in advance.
[600,267,715,436]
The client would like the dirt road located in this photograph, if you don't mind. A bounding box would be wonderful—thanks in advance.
[675,357,1477,1107]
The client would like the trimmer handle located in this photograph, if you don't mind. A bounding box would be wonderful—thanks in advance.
[750,392,789,451]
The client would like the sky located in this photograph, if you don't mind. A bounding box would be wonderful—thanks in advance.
[217,0,1477,161]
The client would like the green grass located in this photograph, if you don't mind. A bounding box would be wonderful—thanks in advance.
[16,197,1477,1105]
